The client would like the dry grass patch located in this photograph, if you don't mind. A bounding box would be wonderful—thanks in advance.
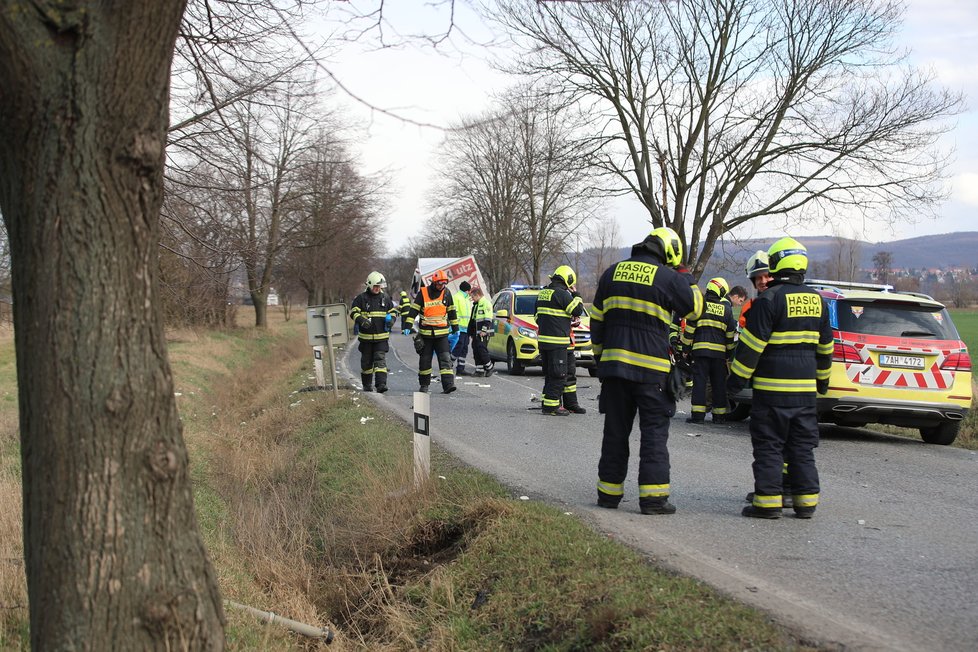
[0,335,24,650]
[0,464,26,649]
[174,326,338,648]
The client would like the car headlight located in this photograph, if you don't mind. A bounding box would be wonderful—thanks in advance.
[517,326,538,339]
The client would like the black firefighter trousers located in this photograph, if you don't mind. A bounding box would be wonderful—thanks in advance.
[418,335,455,391]
[749,402,820,508]
[597,376,675,507]
[358,339,389,390]
[690,354,729,417]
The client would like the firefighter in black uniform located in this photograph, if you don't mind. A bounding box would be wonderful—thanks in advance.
[404,269,459,394]
[349,271,400,393]
[535,265,586,415]
[592,227,703,514]
[726,237,834,519]
[398,290,411,330]
[682,277,737,423]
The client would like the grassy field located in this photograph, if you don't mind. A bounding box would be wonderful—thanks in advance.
[949,308,978,360]
[0,312,823,651]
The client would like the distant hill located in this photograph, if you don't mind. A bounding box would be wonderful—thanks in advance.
[571,231,978,292]
[721,232,978,270]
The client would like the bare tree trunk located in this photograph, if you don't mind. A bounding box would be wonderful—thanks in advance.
[0,3,224,649]
[252,293,269,328]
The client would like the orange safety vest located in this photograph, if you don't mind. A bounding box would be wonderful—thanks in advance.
[738,298,753,329]
[419,285,449,329]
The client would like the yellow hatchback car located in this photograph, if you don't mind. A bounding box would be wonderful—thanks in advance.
[730,280,972,445]
[487,285,597,376]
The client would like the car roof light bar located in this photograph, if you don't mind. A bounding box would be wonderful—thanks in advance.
[807,279,895,293]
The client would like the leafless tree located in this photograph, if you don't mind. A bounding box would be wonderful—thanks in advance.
[160,171,240,327]
[429,110,528,289]
[430,86,596,287]
[814,233,863,282]
[180,81,320,327]
[160,0,322,326]
[0,2,225,648]
[842,238,864,283]
[808,237,866,283]
[495,0,962,277]
[873,250,894,285]
[279,129,388,306]
[579,216,622,300]
[510,87,597,283]
[169,0,322,146]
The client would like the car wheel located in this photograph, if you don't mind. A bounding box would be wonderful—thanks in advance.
[507,340,525,375]
[727,400,751,422]
[587,367,598,377]
[920,421,960,445]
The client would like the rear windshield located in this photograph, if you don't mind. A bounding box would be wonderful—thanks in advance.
[833,300,960,340]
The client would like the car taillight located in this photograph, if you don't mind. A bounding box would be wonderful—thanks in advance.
[833,342,861,364]
[941,352,972,372]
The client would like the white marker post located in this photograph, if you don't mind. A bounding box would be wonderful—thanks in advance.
[312,346,326,388]
[413,391,431,488]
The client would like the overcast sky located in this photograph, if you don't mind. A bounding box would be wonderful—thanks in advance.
[320,0,978,254]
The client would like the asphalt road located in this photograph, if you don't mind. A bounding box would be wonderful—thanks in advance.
[340,333,978,651]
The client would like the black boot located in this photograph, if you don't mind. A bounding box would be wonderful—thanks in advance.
[742,505,781,519]
[564,403,587,414]
[711,413,727,424]
[418,385,429,393]
[376,385,388,394]
[597,494,620,509]
[483,362,494,377]
[686,414,704,423]
[541,406,568,416]
[794,506,816,519]
[640,497,676,515]
[443,384,457,394]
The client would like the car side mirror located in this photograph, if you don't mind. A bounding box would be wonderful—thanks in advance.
[496,309,509,319]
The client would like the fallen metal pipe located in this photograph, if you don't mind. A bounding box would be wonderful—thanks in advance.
[224,599,335,643]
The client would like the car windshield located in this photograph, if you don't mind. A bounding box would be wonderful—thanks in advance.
[834,300,960,340]
[515,295,537,316]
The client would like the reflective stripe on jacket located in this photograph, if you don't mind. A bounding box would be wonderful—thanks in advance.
[350,290,397,342]
[534,280,584,350]
[471,296,494,332]
[405,284,459,337]
[681,292,737,358]
[728,279,834,406]
[591,250,702,383]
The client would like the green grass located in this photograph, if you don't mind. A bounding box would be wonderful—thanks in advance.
[291,399,815,650]
[949,308,978,358]
[401,494,798,651]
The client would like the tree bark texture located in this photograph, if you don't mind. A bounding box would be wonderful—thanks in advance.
[0,2,224,649]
